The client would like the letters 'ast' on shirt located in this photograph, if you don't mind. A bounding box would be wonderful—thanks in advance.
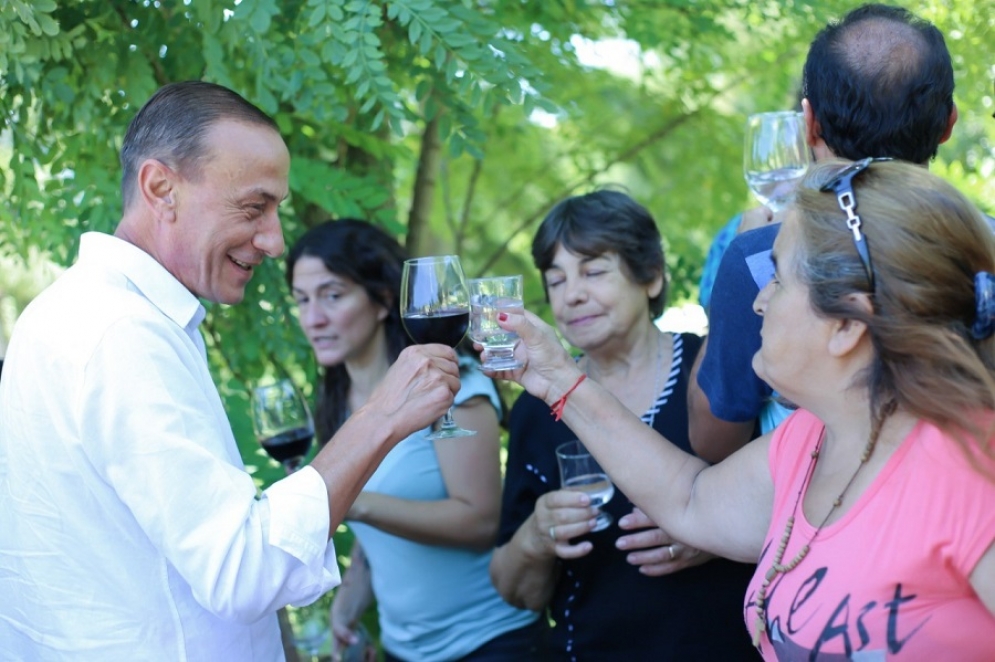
[0,232,340,661]
[747,409,995,661]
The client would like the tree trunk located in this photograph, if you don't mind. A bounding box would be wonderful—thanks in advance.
[406,112,442,255]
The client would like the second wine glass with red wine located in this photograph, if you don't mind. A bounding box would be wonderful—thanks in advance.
[400,255,475,439]
[251,378,315,474]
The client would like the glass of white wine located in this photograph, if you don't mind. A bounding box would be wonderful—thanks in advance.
[743,110,812,212]
[556,439,615,532]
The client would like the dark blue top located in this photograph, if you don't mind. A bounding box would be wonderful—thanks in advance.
[697,224,779,423]
[700,214,995,425]
[497,333,759,661]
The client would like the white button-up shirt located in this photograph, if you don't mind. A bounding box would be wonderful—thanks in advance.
[0,233,340,660]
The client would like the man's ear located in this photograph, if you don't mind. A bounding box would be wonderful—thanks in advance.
[802,98,832,160]
[827,292,873,358]
[138,159,178,222]
[802,98,820,148]
[939,103,958,145]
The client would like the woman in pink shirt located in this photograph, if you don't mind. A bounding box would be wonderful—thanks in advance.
[490,158,995,660]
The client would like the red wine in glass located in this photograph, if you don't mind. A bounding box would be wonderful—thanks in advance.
[401,309,470,347]
[251,379,315,474]
[260,426,314,465]
[400,255,475,439]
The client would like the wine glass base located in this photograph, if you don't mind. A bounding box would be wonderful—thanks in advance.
[281,457,305,475]
[482,358,525,371]
[429,426,477,439]
[591,512,613,532]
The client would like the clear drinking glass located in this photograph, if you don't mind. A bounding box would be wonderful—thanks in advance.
[468,275,525,371]
[556,439,615,532]
[336,623,374,662]
[250,378,315,474]
[743,110,812,212]
[289,604,331,662]
[400,255,475,439]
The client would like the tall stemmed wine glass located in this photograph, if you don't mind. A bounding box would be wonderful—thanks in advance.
[400,255,476,439]
[251,378,315,474]
[743,110,812,213]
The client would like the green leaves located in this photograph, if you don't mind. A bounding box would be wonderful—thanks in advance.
[5,0,59,36]
[290,157,395,223]
[305,0,407,133]
[2,0,994,490]
[295,0,551,147]
[234,0,280,34]
[0,0,66,74]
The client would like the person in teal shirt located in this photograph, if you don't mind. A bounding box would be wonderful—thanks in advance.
[286,219,543,661]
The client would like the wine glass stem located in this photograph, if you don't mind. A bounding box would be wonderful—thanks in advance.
[439,407,457,430]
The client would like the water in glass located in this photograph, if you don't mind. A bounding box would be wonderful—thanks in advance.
[556,439,615,532]
[743,111,811,212]
[468,275,525,371]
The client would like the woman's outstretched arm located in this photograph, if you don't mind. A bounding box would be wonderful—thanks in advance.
[493,311,774,562]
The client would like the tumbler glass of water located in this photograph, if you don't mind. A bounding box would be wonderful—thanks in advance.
[556,439,615,532]
[743,110,811,212]
[468,275,525,371]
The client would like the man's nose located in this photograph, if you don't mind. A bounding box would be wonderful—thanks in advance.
[255,212,285,258]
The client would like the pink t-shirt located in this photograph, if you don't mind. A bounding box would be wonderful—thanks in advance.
[745,409,995,660]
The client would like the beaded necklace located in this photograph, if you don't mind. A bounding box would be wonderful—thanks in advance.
[751,425,878,647]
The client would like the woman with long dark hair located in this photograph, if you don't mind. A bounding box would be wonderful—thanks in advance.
[286,219,541,662]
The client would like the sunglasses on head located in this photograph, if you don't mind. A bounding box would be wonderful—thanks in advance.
[818,157,893,291]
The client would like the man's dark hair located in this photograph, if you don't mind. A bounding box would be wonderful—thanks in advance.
[119,81,279,210]
[803,3,954,164]
[532,189,668,318]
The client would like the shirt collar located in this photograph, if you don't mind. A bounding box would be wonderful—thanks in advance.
[78,232,206,332]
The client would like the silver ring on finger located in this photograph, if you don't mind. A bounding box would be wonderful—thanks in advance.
[668,544,676,560]
[549,525,556,541]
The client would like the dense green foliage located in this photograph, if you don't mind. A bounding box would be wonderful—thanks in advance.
[2,0,993,508]
[2,0,993,655]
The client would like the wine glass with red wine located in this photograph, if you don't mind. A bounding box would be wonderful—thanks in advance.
[400,255,475,439]
[251,378,315,474]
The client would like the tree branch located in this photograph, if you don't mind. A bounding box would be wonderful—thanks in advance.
[479,108,698,273]
[479,49,804,273]
[455,105,500,255]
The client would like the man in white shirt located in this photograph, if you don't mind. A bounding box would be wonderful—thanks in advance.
[0,81,460,660]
